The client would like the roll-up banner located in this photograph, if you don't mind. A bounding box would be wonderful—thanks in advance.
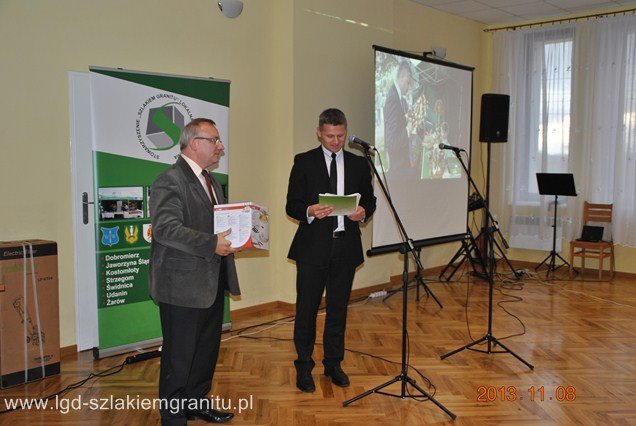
[89,67,231,355]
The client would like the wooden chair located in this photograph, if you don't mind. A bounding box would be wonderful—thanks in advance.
[569,202,615,280]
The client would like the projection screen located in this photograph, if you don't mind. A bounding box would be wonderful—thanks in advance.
[371,46,474,252]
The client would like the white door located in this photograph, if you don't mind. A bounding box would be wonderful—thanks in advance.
[69,72,98,351]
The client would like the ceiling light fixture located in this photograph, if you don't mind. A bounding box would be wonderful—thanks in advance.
[218,0,243,19]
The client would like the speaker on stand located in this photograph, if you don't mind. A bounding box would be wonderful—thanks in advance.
[440,94,515,282]
[479,93,510,144]
[478,93,516,274]
[441,93,533,370]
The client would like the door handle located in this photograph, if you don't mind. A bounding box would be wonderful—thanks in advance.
[82,192,94,225]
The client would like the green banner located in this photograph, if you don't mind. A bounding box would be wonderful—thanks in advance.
[90,68,231,351]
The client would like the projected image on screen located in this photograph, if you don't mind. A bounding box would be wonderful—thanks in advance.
[376,52,465,180]
[372,47,473,249]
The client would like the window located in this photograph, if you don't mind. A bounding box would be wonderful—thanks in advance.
[493,15,636,247]
[516,29,573,204]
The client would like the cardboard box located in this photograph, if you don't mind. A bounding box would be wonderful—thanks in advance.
[0,240,60,388]
[214,203,269,250]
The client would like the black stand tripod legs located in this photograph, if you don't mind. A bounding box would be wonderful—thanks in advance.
[405,375,457,420]
[440,334,534,370]
[489,336,534,370]
[535,250,570,273]
[382,277,443,309]
[415,276,443,308]
[342,375,400,406]
[342,374,457,420]
[440,335,488,360]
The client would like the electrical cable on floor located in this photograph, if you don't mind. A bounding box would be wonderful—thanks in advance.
[464,261,477,343]
[492,277,527,342]
[457,259,530,350]
[227,313,297,336]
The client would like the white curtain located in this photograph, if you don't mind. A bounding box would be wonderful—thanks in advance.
[490,14,636,249]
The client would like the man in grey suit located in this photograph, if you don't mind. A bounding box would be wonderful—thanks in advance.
[149,118,240,425]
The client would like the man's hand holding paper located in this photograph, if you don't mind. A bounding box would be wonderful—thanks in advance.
[308,204,334,220]
[347,205,366,222]
[214,228,238,256]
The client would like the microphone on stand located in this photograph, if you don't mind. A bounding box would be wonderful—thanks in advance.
[349,135,375,151]
[438,143,465,153]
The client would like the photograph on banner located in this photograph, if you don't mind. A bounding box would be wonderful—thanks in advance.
[98,186,144,221]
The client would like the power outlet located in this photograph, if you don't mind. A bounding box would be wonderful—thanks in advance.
[369,290,387,299]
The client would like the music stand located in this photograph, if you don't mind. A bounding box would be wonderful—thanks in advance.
[535,173,577,276]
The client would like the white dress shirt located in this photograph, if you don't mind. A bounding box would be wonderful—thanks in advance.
[307,146,344,231]
[181,154,218,204]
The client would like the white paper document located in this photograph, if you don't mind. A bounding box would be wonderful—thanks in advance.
[214,202,269,250]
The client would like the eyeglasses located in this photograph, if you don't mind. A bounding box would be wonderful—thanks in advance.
[194,136,222,145]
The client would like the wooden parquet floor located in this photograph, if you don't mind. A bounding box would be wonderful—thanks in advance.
[1,268,635,425]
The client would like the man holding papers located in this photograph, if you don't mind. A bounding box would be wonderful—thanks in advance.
[149,118,240,424]
[286,108,376,392]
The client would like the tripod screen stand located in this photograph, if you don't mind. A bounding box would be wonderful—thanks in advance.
[534,173,577,276]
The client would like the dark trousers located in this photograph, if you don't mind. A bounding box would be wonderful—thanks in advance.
[293,238,356,373]
[158,283,225,425]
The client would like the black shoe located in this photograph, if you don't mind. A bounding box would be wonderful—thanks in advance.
[296,370,316,392]
[185,408,234,423]
[324,366,350,387]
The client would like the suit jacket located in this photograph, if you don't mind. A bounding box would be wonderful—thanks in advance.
[148,156,240,309]
[286,146,376,268]
[384,83,411,173]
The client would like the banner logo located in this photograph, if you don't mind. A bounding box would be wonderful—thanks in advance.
[143,224,152,243]
[136,94,194,159]
[101,227,120,247]
[125,225,139,244]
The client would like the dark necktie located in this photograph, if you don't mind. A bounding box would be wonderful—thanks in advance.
[202,170,216,205]
[329,153,337,230]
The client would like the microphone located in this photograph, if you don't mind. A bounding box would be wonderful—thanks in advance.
[438,143,464,153]
[349,135,374,150]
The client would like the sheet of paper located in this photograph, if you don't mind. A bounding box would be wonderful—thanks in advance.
[214,205,251,248]
[214,202,269,250]
[318,193,360,216]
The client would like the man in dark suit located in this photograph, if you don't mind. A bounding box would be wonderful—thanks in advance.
[286,108,376,392]
[149,118,240,425]
[384,61,415,178]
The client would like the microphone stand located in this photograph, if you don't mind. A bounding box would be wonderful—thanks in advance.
[440,149,534,370]
[382,244,443,308]
[343,144,456,420]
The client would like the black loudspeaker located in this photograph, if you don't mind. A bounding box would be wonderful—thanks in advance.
[479,93,509,143]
